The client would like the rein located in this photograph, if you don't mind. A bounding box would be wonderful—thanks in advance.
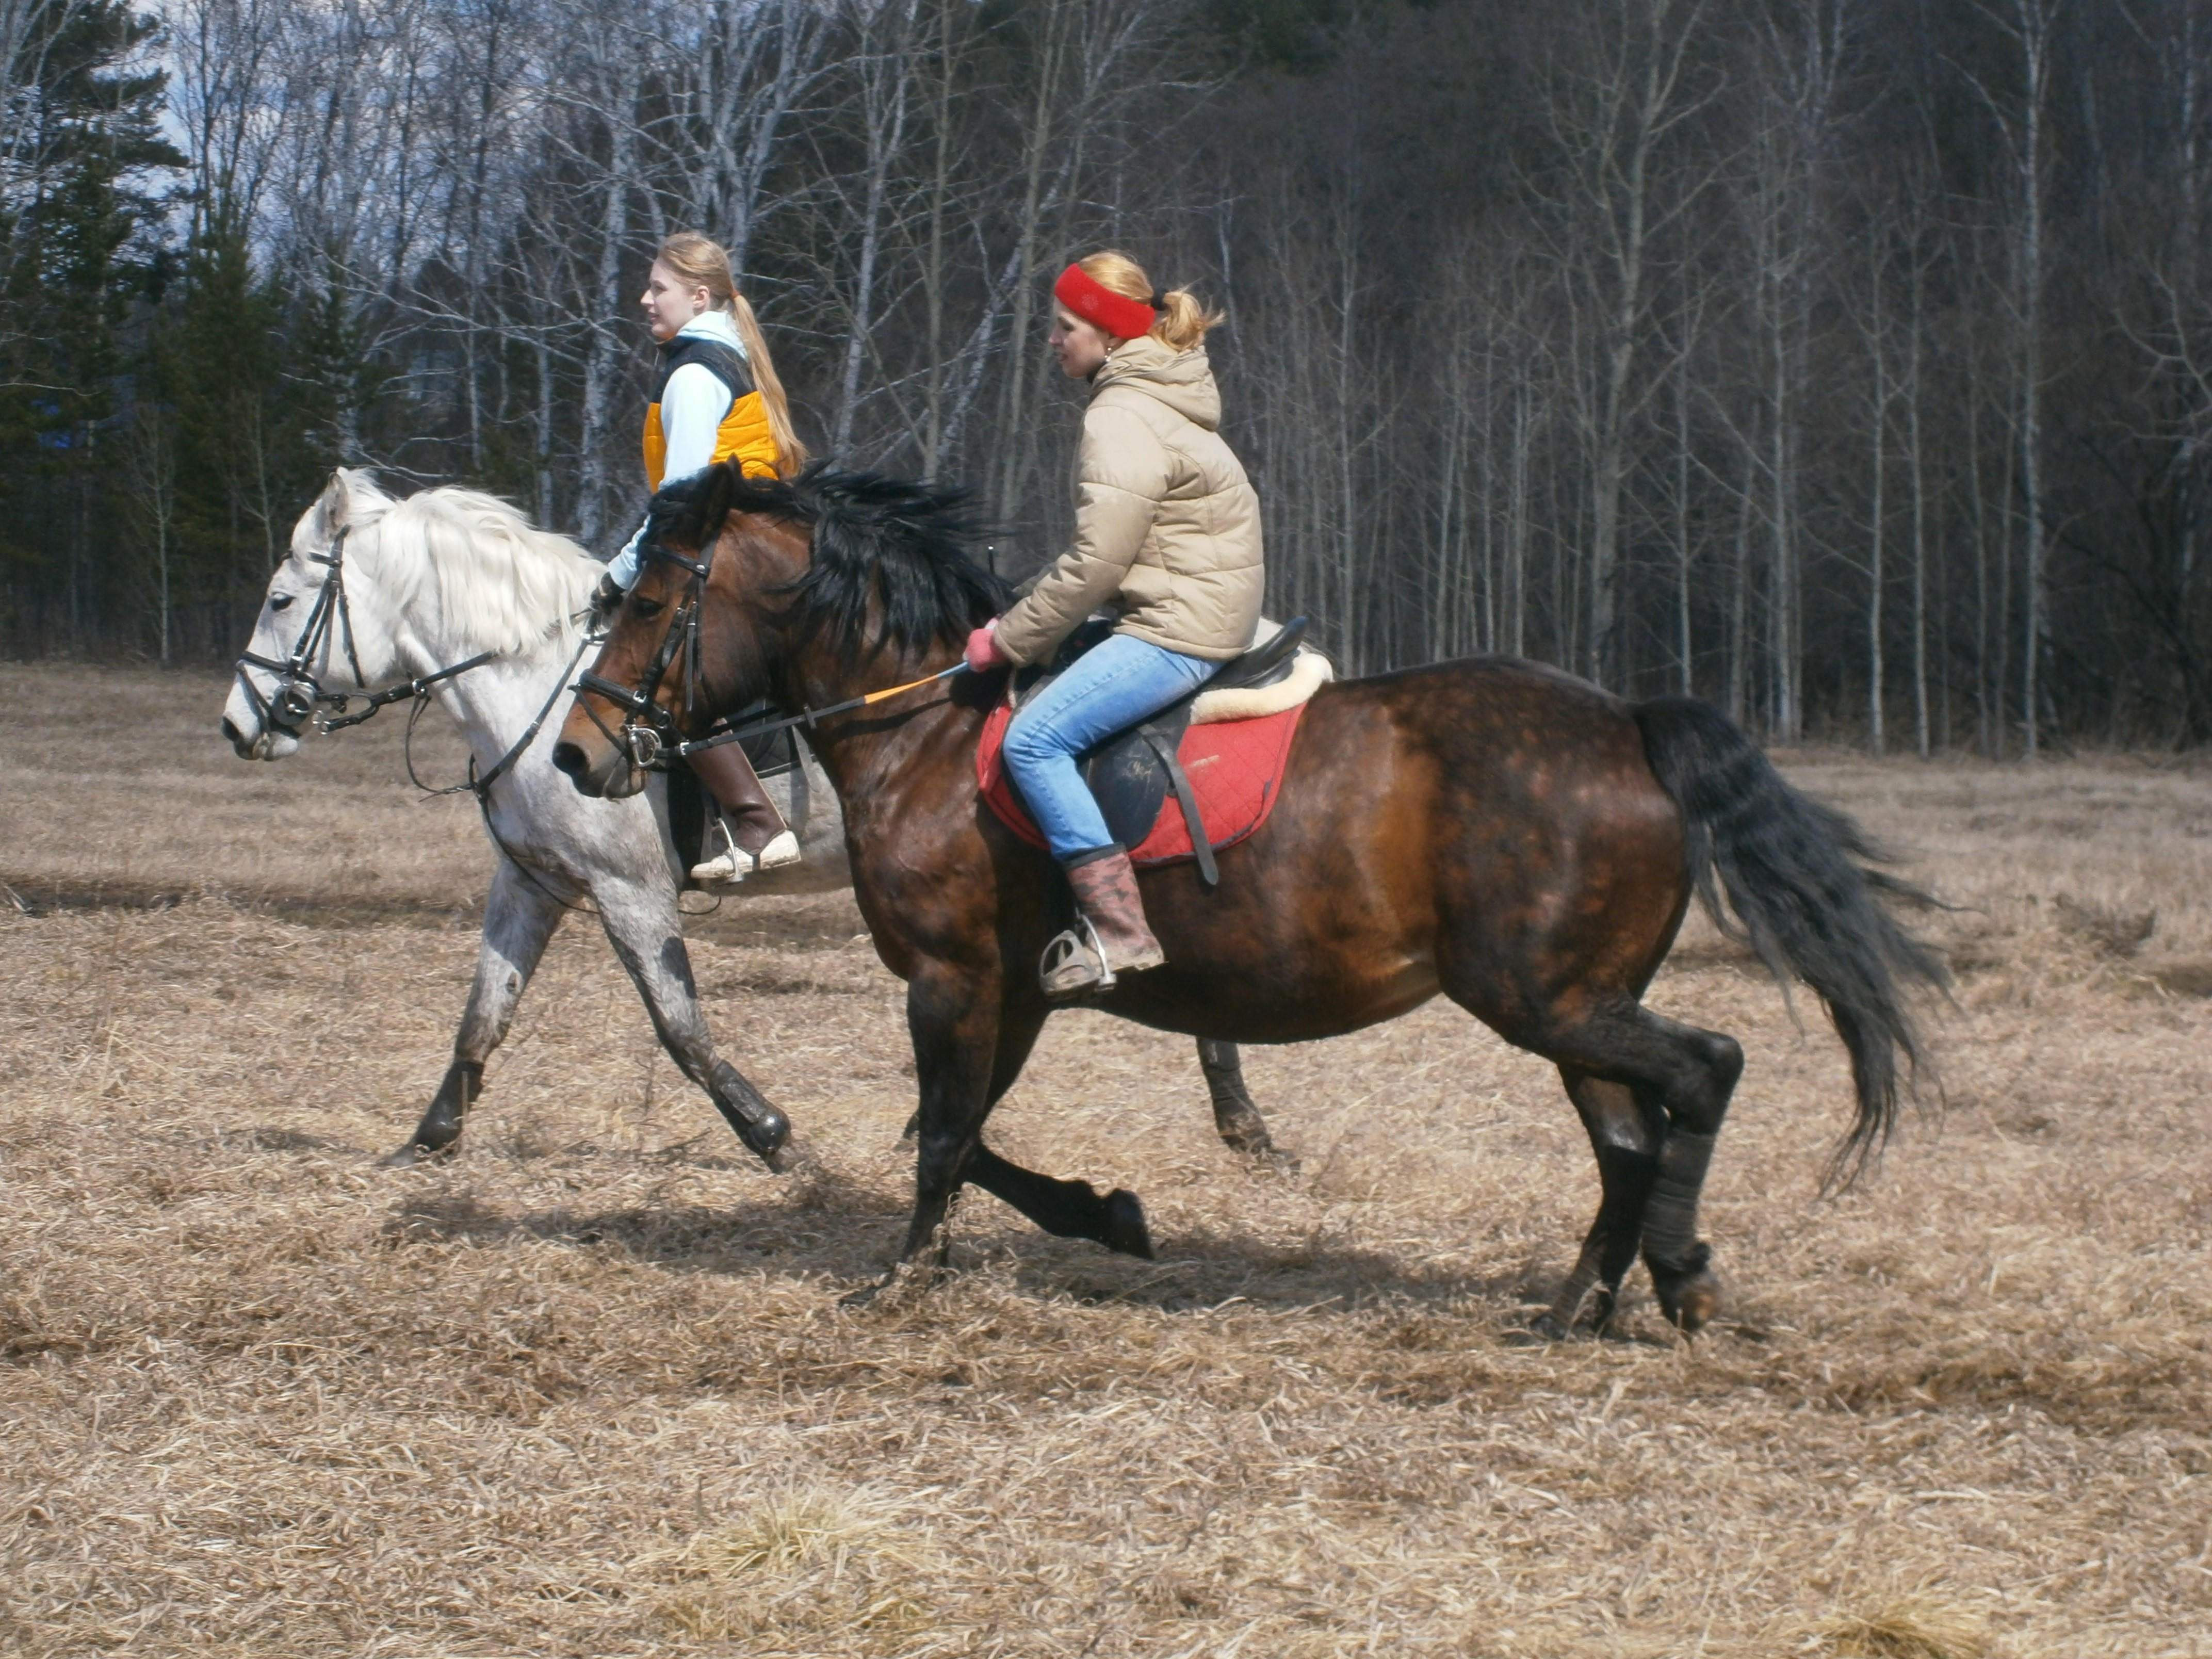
[575,527,970,772]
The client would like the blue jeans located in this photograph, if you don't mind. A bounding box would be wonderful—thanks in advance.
[1001,633,1220,860]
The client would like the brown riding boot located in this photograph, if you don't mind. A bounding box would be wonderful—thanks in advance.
[1042,844,1165,997]
[687,742,800,881]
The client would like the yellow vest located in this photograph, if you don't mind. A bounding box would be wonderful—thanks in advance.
[642,334,780,490]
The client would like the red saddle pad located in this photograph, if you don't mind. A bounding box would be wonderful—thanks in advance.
[977,700,1308,867]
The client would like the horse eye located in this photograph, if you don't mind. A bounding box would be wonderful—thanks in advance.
[630,596,664,619]
[270,593,296,612]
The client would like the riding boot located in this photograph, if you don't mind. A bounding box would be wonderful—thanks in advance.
[687,742,800,882]
[1041,844,1164,997]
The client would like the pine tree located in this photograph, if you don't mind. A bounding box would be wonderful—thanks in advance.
[0,0,182,651]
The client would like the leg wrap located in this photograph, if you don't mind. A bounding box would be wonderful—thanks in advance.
[1641,1130,1718,1276]
[710,1059,790,1160]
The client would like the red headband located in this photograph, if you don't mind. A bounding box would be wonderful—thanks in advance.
[1054,263,1160,343]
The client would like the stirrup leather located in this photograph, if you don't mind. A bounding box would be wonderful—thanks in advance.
[1039,913,1116,997]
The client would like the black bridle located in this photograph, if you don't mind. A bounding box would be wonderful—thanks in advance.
[573,531,969,771]
[232,525,497,741]
[572,535,712,771]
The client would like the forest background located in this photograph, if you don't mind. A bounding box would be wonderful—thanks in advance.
[5,0,2211,753]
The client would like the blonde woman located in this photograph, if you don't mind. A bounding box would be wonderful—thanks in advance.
[603,231,809,884]
[968,251,1264,996]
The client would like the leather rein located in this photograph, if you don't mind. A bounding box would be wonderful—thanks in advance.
[573,531,968,772]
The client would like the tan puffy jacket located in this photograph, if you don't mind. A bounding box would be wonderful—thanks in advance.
[995,335,1265,666]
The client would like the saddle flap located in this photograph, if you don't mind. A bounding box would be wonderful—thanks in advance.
[1080,699,1193,851]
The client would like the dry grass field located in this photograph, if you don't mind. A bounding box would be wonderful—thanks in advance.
[4,661,2211,1658]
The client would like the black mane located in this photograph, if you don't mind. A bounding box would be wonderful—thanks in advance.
[663,462,1010,667]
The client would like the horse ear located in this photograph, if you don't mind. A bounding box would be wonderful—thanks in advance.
[691,461,737,548]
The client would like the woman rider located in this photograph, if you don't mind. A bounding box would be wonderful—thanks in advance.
[600,230,809,884]
[966,251,1264,996]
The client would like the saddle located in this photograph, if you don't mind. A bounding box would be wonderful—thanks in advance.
[978,618,1321,885]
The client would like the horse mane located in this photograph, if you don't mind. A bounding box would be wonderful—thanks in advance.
[364,480,599,659]
[665,463,1010,667]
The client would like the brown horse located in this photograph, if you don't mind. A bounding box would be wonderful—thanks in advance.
[555,467,1943,1334]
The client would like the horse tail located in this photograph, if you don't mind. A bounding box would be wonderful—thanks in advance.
[1632,695,1948,1184]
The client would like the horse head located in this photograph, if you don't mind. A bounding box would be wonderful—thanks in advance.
[221,468,403,760]
[554,465,804,799]
[556,464,1004,800]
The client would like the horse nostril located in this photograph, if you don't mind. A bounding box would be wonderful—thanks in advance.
[221,717,247,751]
[551,741,589,778]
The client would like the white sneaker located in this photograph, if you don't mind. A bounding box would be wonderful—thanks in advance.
[691,828,802,885]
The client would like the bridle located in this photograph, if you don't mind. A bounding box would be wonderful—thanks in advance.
[232,523,499,741]
[232,526,370,740]
[571,528,970,773]
[572,533,713,771]
[232,512,597,909]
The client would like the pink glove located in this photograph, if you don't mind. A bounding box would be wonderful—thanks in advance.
[965,620,1012,674]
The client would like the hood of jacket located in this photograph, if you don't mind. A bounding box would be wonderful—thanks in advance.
[1091,334,1219,431]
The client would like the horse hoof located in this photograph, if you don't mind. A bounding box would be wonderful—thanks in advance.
[380,1141,452,1169]
[841,1258,942,1310]
[1660,1272,1722,1336]
[759,1133,808,1176]
[1101,1188,1154,1259]
[1652,1246,1721,1336]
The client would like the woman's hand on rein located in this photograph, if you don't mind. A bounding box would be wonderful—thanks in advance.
[966,621,1012,674]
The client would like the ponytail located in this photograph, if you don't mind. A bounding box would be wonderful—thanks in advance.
[655,230,809,478]
[1151,287,1219,352]
[727,289,809,475]
[1074,249,1223,352]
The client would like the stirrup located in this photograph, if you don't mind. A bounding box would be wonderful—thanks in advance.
[691,826,801,885]
[1039,914,1116,998]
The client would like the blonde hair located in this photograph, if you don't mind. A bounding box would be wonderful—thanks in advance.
[655,230,809,476]
[1076,249,1221,351]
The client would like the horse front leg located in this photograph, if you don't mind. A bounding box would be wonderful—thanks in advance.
[593,875,794,1170]
[386,860,565,1166]
[953,1002,1155,1259]
[847,963,1004,1305]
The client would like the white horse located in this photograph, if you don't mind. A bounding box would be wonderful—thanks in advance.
[221,468,836,1169]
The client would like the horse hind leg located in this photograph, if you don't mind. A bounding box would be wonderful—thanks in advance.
[1537,1070,1661,1338]
[386,861,566,1166]
[593,875,792,1169]
[1196,1038,1295,1168]
[1500,1000,1742,1335]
